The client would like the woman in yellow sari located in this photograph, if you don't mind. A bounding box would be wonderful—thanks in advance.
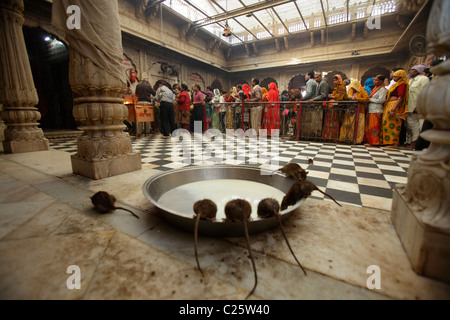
[339,80,369,143]
[382,70,409,148]
[323,75,348,142]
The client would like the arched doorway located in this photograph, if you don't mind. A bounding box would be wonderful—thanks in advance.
[211,79,223,91]
[23,26,75,130]
[260,77,278,91]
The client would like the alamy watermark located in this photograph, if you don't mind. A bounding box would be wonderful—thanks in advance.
[170,121,279,174]
[66,5,81,30]
[66,265,81,290]
[366,265,382,290]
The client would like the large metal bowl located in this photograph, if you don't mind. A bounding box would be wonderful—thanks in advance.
[142,165,303,237]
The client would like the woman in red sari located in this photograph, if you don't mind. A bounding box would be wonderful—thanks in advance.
[242,84,252,99]
[323,75,348,142]
[262,82,280,136]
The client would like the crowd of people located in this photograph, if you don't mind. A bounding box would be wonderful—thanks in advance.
[123,59,441,149]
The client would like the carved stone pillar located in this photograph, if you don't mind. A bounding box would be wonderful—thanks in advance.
[52,0,141,179]
[0,0,49,153]
[391,0,450,283]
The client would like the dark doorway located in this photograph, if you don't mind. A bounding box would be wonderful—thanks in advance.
[23,27,75,130]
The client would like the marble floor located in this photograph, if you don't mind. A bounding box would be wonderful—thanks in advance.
[1,135,449,301]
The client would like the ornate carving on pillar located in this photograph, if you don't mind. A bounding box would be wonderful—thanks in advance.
[400,0,450,233]
[391,0,450,282]
[52,0,141,179]
[0,0,49,153]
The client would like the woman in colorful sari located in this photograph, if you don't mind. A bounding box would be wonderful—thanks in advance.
[364,74,388,146]
[382,70,409,148]
[262,82,280,136]
[323,75,348,142]
[339,80,369,143]
[224,87,236,129]
[211,88,221,130]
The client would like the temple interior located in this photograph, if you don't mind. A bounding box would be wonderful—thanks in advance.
[0,0,449,301]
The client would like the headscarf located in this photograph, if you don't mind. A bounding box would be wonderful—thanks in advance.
[267,82,280,109]
[385,69,409,119]
[349,80,362,94]
[334,74,343,84]
[212,88,221,103]
[363,78,374,96]
[289,88,302,101]
[332,75,347,101]
[242,84,251,99]
[262,87,268,101]
[411,64,427,74]
[231,86,237,97]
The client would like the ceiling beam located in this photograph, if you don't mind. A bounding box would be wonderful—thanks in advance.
[320,0,328,27]
[293,1,308,30]
[191,0,294,28]
[210,0,256,41]
[184,0,244,44]
[346,0,350,21]
[252,12,274,38]
[272,7,290,35]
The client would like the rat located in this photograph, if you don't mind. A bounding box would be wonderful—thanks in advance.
[193,199,217,275]
[224,199,257,300]
[273,162,308,181]
[281,180,342,211]
[257,198,307,276]
[90,191,139,219]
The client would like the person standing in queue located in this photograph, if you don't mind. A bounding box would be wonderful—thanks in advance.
[154,80,175,139]
[191,85,205,132]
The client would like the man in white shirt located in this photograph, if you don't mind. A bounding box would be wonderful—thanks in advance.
[406,64,430,149]
[155,80,175,138]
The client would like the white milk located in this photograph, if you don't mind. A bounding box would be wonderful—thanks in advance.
[157,179,286,221]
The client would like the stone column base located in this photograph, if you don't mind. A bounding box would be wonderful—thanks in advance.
[391,185,450,283]
[71,153,142,180]
[3,139,49,154]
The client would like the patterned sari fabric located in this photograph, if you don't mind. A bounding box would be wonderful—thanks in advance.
[365,113,383,145]
[382,70,409,146]
[339,80,368,144]
[211,89,221,130]
[323,75,347,142]
[262,82,281,136]
[364,85,386,145]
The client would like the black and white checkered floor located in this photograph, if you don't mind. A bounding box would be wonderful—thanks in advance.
[49,135,414,211]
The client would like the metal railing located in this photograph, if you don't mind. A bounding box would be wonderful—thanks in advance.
[200,100,361,144]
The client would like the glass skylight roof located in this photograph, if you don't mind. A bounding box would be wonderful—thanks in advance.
[163,0,397,45]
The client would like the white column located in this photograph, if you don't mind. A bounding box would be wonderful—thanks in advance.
[52,0,141,179]
[0,0,49,153]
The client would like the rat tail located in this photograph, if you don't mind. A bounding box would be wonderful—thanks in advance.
[276,214,307,276]
[315,188,342,207]
[243,220,257,300]
[194,214,204,275]
[115,207,140,219]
